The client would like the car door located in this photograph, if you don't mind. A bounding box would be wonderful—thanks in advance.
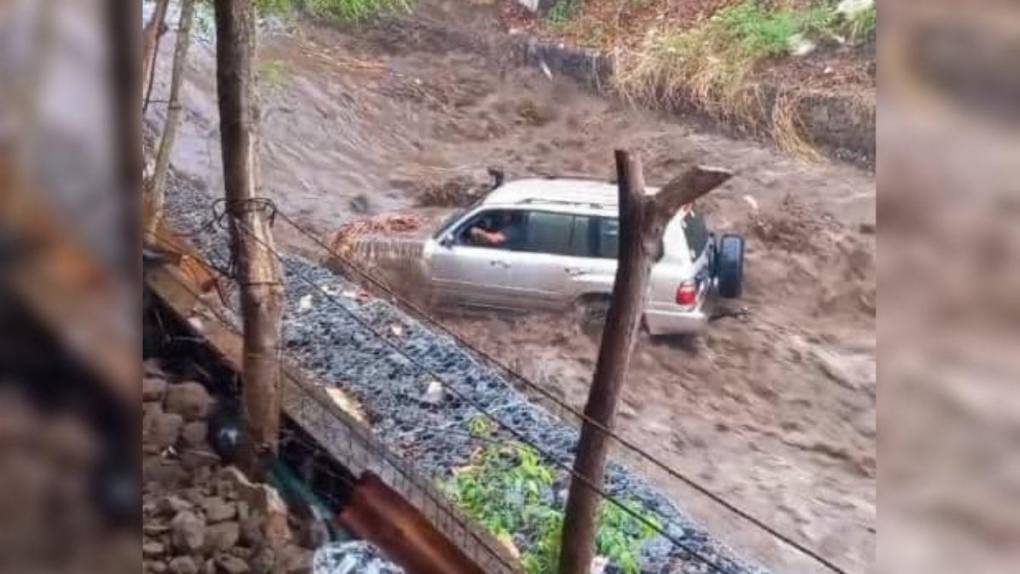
[428,209,517,309]
[504,211,605,309]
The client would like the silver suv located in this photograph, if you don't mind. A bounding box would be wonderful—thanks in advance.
[422,177,744,335]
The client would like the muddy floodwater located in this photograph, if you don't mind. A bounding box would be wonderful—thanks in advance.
[148,6,875,573]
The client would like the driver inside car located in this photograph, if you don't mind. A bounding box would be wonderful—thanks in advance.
[468,211,525,249]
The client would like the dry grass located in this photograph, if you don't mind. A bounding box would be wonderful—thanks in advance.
[612,0,875,160]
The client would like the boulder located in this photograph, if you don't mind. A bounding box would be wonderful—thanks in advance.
[147,410,185,449]
[145,458,190,488]
[166,382,216,421]
[214,554,249,574]
[205,522,241,553]
[169,556,200,574]
[143,377,169,403]
[203,497,237,524]
[143,541,166,558]
[219,467,290,545]
[170,510,206,553]
[182,422,209,449]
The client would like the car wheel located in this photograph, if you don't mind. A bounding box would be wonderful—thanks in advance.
[716,234,744,299]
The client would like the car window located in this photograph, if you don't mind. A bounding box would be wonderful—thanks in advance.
[571,215,592,257]
[454,209,527,250]
[683,209,710,260]
[594,218,619,259]
[521,212,575,255]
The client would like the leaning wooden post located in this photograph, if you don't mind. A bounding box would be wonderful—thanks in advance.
[558,151,731,574]
[145,0,195,245]
[142,0,171,112]
[213,0,285,479]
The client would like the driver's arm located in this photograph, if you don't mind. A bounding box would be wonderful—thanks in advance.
[469,227,507,246]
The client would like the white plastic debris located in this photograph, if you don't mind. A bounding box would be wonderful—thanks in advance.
[539,59,553,80]
[742,194,759,212]
[837,0,873,18]
[787,33,816,57]
[590,556,610,574]
[312,541,404,574]
[299,294,314,311]
[422,381,444,405]
[390,324,404,338]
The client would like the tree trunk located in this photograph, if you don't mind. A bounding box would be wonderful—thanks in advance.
[214,0,285,480]
[108,0,143,279]
[557,152,731,574]
[145,0,195,244]
[142,0,171,112]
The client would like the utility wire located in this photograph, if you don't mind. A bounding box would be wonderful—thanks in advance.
[156,262,520,574]
[217,211,738,574]
[268,203,849,574]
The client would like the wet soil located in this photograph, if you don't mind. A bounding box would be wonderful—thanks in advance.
[147,7,874,573]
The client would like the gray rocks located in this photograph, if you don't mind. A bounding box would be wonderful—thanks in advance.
[169,556,200,574]
[182,421,209,449]
[144,377,169,402]
[166,382,216,421]
[205,522,241,553]
[215,554,250,574]
[147,409,186,449]
[163,177,767,574]
[171,510,206,553]
[203,497,237,523]
[144,541,167,558]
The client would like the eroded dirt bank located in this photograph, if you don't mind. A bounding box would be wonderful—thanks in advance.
[147,7,875,572]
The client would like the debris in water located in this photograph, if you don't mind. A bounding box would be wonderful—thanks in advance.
[539,59,553,80]
[299,294,314,311]
[390,324,404,338]
[312,541,404,574]
[422,380,444,405]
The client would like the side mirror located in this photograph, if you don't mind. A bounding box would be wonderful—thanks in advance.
[439,235,454,248]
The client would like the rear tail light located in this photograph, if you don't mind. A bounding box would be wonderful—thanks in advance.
[675,281,698,306]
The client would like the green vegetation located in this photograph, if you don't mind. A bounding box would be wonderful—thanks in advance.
[545,0,580,26]
[254,0,413,21]
[615,0,876,158]
[442,436,660,574]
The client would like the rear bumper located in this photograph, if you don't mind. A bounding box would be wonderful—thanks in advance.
[644,306,709,335]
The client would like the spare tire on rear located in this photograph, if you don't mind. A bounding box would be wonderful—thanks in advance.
[716,234,744,299]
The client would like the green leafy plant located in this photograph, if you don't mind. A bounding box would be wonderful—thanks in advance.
[303,0,413,22]
[545,0,580,26]
[444,442,660,574]
[255,0,297,14]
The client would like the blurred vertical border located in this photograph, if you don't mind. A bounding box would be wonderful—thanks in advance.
[879,1,1020,573]
[0,0,140,572]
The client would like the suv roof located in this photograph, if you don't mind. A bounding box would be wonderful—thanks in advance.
[481,178,699,221]
[483,178,663,214]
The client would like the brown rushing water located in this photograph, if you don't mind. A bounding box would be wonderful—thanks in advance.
[147,6,875,572]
